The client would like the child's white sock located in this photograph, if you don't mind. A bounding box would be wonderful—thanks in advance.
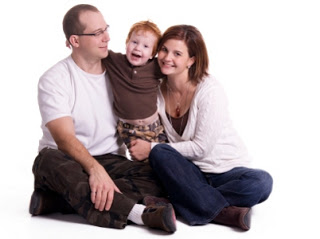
[127,204,146,225]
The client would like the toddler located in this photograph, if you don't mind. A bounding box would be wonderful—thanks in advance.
[103,21,167,160]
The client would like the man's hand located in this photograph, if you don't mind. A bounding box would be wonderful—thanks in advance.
[129,139,151,161]
[47,117,121,211]
[89,163,121,211]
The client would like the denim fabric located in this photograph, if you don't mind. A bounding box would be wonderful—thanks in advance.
[149,144,273,225]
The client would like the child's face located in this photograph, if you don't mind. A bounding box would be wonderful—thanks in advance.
[126,30,157,66]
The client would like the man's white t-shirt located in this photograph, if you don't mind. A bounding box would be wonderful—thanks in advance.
[38,55,125,156]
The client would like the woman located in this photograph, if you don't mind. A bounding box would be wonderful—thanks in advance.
[129,25,273,231]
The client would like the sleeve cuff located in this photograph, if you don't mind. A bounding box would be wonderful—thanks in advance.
[151,142,159,150]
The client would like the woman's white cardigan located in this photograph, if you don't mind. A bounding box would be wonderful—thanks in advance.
[155,75,251,173]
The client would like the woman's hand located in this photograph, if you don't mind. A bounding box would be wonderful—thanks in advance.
[129,139,151,161]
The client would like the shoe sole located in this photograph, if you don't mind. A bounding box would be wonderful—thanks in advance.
[29,190,42,216]
[240,208,251,231]
[162,204,177,233]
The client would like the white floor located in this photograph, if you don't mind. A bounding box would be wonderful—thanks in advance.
[0,186,275,239]
[0,163,317,239]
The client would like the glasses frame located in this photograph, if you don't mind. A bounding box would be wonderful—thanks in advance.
[74,25,110,37]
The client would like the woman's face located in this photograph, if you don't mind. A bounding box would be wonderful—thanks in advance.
[157,39,194,78]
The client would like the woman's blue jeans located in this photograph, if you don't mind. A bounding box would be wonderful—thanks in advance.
[149,144,273,225]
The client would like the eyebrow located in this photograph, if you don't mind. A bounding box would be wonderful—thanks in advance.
[91,25,108,33]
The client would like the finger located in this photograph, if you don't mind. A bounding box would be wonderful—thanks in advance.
[91,190,96,203]
[99,190,108,211]
[128,150,136,160]
[90,185,97,203]
[114,185,122,194]
[105,189,114,211]
[130,140,137,147]
[95,189,102,209]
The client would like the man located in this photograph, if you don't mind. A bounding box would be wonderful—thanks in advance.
[29,4,176,233]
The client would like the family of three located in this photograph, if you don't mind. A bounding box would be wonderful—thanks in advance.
[29,4,273,233]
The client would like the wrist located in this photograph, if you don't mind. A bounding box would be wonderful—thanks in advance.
[86,158,101,175]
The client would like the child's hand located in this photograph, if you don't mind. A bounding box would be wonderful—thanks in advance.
[129,139,151,161]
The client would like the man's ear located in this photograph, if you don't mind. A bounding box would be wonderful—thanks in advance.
[69,35,80,48]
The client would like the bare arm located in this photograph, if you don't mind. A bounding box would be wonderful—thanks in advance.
[46,116,121,211]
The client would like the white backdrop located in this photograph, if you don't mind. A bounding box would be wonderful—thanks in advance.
[0,0,319,238]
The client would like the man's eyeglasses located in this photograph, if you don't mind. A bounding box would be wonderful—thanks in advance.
[75,25,110,37]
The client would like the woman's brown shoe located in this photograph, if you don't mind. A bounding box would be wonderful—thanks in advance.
[212,206,251,231]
